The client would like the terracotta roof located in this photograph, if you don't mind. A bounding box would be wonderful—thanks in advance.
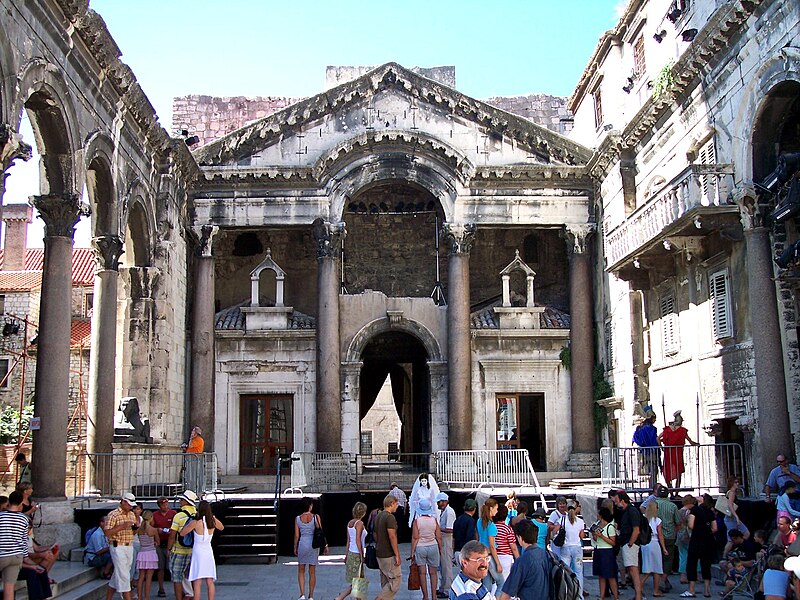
[215,302,316,331]
[470,302,571,330]
[0,248,95,290]
[71,319,91,348]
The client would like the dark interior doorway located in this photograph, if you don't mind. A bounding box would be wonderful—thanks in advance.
[496,393,546,471]
[359,331,431,455]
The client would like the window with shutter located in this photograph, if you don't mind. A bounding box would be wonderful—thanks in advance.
[633,35,646,77]
[697,139,717,203]
[660,292,679,356]
[594,91,603,129]
[709,268,733,340]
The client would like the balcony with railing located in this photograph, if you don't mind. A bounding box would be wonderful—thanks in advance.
[604,164,738,276]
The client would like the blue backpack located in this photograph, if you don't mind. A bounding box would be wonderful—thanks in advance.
[177,509,195,548]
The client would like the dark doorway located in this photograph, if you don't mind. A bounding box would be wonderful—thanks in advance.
[496,393,546,471]
[239,394,293,475]
[716,417,747,492]
[359,331,431,455]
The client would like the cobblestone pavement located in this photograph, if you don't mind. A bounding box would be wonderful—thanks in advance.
[158,543,717,600]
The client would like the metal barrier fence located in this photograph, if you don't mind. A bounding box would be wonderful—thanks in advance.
[74,452,218,499]
[435,449,542,489]
[290,452,354,492]
[600,443,745,497]
[356,452,435,489]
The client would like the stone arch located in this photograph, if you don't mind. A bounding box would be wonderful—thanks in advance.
[15,58,80,195]
[324,151,462,223]
[122,182,155,267]
[345,316,443,363]
[731,47,800,185]
[84,131,118,237]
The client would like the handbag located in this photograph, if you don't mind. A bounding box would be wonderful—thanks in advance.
[311,515,327,549]
[408,557,421,590]
[714,495,731,517]
[552,515,566,547]
[351,563,369,599]
[364,541,379,569]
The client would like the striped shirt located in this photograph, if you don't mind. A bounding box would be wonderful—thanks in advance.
[449,572,496,600]
[494,522,516,556]
[0,511,30,557]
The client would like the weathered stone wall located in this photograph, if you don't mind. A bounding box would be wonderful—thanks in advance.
[483,94,572,135]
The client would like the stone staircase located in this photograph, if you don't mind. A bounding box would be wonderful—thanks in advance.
[15,561,105,600]
[213,497,278,564]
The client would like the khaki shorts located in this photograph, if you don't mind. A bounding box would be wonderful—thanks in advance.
[621,542,640,568]
[0,555,22,584]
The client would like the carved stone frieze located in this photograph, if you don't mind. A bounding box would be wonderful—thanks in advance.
[91,235,124,272]
[0,124,33,170]
[193,225,219,258]
[563,223,595,254]
[311,218,346,259]
[443,222,477,255]
[733,184,761,230]
[29,194,90,239]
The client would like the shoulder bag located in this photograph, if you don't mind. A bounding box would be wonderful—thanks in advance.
[552,515,566,547]
[312,514,327,549]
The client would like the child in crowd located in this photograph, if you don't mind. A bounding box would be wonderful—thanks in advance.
[0,495,8,511]
[136,510,160,600]
[720,556,747,596]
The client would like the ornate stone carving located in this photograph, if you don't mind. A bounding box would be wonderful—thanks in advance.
[91,235,124,272]
[29,194,90,239]
[311,218,346,259]
[113,396,152,444]
[563,223,595,254]
[0,123,32,169]
[193,225,219,258]
[443,222,477,255]
[733,184,761,230]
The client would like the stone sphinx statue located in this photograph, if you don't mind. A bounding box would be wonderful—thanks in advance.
[113,396,153,443]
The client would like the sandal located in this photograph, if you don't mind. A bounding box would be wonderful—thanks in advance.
[680,593,696,598]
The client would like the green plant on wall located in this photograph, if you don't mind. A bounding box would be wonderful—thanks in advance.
[653,60,675,99]
[559,345,572,370]
[592,363,614,431]
[0,404,33,444]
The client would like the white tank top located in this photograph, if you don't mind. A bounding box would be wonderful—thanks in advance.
[347,523,366,553]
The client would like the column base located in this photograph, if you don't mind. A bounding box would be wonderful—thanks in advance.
[32,499,81,558]
[566,452,601,478]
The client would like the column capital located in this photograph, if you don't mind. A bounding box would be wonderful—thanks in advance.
[732,184,762,230]
[0,123,32,170]
[91,235,124,272]
[193,225,219,258]
[443,222,477,255]
[29,194,90,239]
[563,223,595,254]
[311,217,346,259]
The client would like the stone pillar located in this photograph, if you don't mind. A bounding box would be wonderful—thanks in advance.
[341,362,362,457]
[190,226,218,450]
[87,236,124,466]
[428,361,449,453]
[29,193,89,500]
[443,222,476,450]
[565,224,598,460]
[737,195,791,481]
[312,218,345,452]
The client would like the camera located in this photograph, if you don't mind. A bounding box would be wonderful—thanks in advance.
[589,521,602,534]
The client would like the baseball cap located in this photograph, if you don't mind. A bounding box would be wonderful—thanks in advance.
[464,498,478,510]
[436,492,449,502]
[121,492,137,507]
[178,490,198,506]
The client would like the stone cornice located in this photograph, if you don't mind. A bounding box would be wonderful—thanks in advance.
[586,0,764,179]
[193,62,593,168]
[52,1,200,182]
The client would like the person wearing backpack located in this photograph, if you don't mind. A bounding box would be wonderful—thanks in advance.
[614,492,644,600]
[168,490,198,600]
[497,519,552,600]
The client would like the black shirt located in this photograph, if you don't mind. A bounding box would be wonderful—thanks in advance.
[453,512,478,551]
[618,504,642,546]
[688,504,715,546]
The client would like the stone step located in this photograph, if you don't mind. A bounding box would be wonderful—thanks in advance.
[50,579,107,600]
[15,562,99,600]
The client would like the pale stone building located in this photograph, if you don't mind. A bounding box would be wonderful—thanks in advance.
[569,0,800,492]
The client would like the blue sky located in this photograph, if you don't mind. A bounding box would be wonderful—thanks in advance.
[6,0,622,247]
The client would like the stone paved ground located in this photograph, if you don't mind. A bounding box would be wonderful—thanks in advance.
[139,543,722,600]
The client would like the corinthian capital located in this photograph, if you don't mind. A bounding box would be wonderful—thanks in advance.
[443,222,477,255]
[311,218,346,259]
[91,235,124,272]
[0,123,32,169]
[732,184,761,230]
[30,194,90,239]
[564,223,595,254]
[193,225,219,258]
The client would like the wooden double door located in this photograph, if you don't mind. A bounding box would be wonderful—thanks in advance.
[240,394,293,475]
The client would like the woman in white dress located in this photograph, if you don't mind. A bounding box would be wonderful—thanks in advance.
[641,500,668,598]
[180,500,224,600]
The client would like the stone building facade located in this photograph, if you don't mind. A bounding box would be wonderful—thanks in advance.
[569,0,800,493]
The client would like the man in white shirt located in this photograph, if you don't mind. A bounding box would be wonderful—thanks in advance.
[450,540,495,600]
[437,492,457,597]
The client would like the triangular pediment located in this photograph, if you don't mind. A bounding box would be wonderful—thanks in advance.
[194,63,591,174]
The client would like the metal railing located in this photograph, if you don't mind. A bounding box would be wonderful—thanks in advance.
[74,452,218,499]
[356,452,435,489]
[290,452,354,492]
[604,164,735,268]
[600,443,745,498]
